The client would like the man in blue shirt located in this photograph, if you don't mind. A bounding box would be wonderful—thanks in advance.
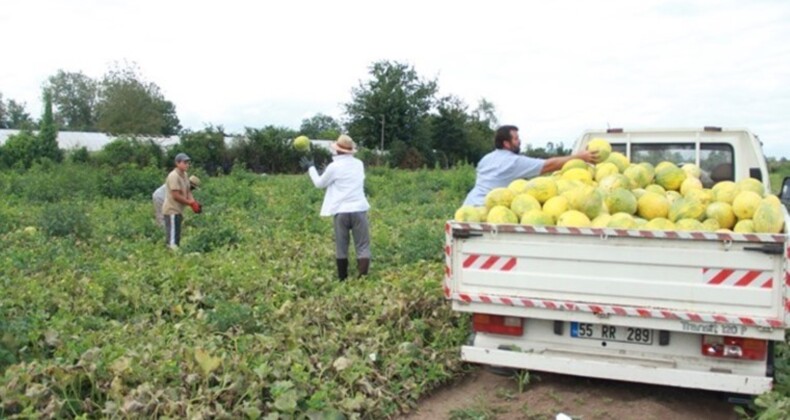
[463,125,599,206]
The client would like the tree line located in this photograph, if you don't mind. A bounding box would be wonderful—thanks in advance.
[0,60,573,173]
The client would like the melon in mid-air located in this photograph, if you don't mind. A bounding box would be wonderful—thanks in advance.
[293,135,311,151]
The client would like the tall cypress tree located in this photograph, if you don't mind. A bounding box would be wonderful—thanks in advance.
[38,90,63,163]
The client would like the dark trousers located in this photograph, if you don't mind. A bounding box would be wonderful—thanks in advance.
[164,214,183,247]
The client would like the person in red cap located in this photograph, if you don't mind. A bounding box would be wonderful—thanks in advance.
[300,135,371,280]
[162,153,202,249]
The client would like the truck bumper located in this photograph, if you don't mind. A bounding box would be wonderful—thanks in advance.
[461,345,773,395]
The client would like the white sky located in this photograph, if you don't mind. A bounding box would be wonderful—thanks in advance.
[2,0,789,156]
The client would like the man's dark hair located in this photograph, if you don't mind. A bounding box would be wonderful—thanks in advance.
[494,125,518,149]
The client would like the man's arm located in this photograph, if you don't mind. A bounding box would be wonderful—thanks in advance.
[171,189,195,205]
[540,150,599,174]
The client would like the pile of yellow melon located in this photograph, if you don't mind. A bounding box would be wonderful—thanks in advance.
[454,139,785,233]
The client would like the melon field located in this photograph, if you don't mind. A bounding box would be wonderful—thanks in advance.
[1,163,789,418]
[0,164,474,418]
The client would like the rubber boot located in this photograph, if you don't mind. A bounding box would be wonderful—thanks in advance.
[336,258,349,281]
[357,258,370,277]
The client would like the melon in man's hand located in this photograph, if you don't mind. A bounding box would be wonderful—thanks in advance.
[587,138,612,162]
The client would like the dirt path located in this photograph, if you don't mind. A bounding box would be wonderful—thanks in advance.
[399,367,740,419]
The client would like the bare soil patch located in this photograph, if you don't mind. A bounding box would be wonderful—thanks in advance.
[399,367,740,419]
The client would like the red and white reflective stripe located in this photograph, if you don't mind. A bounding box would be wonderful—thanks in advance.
[452,292,784,328]
[784,248,789,324]
[444,222,452,298]
[462,254,517,271]
[703,268,773,288]
[449,221,786,243]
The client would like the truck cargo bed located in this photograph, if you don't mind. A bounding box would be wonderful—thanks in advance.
[445,221,788,340]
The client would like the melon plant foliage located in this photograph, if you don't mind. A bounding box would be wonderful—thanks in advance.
[0,165,472,418]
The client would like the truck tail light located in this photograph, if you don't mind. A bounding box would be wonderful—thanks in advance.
[472,313,523,336]
[701,336,767,361]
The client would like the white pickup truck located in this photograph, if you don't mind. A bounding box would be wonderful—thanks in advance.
[445,127,789,395]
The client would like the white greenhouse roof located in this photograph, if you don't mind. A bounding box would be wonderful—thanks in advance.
[0,130,334,152]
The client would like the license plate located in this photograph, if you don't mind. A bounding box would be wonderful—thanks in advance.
[570,322,653,345]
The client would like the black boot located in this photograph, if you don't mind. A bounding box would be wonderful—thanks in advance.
[357,258,370,277]
[336,258,349,281]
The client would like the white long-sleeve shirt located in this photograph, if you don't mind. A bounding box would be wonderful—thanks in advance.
[308,154,370,217]
[152,184,166,202]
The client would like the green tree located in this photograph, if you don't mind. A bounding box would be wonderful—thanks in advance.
[430,96,469,167]
[44,70,98,131]
[96,62,181,135]
[157,99,181,136]
[428,96,497,167]
[0,92,7,128]
[227,125,318,174]
[37,90,63,163]
[465,118,495,164]
[177,125,229,175]
[94,136,164,168]
[524,141,572,159]
[0,130,37,168]
[299,113,341,139]
[344,61,437,151]
[6,99,35,129]
[472,98,498,130]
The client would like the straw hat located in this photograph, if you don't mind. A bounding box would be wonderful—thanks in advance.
[189,175,201,190]
[330,134,357,154]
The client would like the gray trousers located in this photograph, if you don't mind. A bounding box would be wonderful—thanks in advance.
[333,211,371,259]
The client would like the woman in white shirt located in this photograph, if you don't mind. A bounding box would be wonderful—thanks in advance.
[301,135,371,280]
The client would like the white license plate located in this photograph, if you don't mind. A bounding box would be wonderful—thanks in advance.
[570,322,653,345]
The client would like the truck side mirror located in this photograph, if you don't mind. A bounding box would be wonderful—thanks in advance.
[780,177,790,209]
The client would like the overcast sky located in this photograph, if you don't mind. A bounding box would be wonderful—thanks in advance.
[2,0,789,156]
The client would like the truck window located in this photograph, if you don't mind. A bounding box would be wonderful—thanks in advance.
[612,142,734,188]
[700,144,734,184]
[630,143,696,166]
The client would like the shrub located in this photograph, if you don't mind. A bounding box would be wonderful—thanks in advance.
[175,126,231,175]
[97,164,163,200]
[39,202,92,239]
[8,163,100,202]
[94,136,164,169]
[0,130,38,169]
[207,302,260,333]
[182,210,240,253]
[68,146,91,164]
[226,126,311,174]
